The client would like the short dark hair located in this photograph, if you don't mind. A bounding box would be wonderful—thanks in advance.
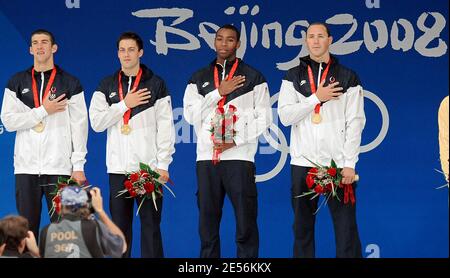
[117,32,144,50]
[307,22,331,37]
[0,215,29,250]
[217,24,240,41]
[30,29,56,45]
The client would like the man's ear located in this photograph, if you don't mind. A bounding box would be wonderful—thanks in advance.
[138,49,143,58]
[52,44,58,54]
[328,35,333,46]
[236,40,241,50]
[29,46,34,56]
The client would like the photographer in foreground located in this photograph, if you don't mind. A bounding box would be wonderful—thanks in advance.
[0,215,40,258]
[39,186,126,258]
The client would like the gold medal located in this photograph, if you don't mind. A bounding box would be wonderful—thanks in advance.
[33,122,45,133]
[121,124,132,135]
[312,113,322,124]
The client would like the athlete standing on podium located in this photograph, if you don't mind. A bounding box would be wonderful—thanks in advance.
[278,22,366,258]
[0,29,88,239]
[89,32,175,258]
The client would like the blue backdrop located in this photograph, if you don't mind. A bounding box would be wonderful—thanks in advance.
[0,0,448,258]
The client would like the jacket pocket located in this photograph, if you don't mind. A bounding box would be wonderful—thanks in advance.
[330,119,346,161]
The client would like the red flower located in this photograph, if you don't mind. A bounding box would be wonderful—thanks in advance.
[140,170,149,179]
[327,168,337,177]
[308,168,318,174]
[144,182,155,193]
[130,173,140,183]
[124,180,133,190]
[54,195,61,214]
[54,195,61,205]
[216,107,225,114]
[306,174,315,189]
[228,105,237,112]
[326,183,333,191]
[232,114,237,123]
[129,190,137,197]
[314,185,324,194]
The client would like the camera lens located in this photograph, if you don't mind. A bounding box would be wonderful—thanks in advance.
[85,189,95,214]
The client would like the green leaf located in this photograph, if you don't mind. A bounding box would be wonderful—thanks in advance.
[152,192,158,212]
[330,159,337,169]
[139,162,161,179]
[150,170,160,179]
[302,156,324,168]
[139,162,151,173]
[136,196,147,216]
[162,183,176,198]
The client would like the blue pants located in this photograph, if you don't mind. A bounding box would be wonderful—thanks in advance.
[291,165,362,258]
[196,160,259,258]
[15,174,65,239]
[109,174,163,258]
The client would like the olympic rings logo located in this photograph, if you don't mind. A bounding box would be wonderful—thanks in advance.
[256,90,389,182]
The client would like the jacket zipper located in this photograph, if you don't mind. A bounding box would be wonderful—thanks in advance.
[125,76,132,172]
[221,59,227,81]
[314,63,323,163]
[38,72,45,176]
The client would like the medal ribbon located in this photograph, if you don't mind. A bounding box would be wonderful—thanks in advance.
[307,59,332,115]
[214,58,239,108]
[211,59,239,164]
[343,183,356,205]
[31,67,57,108]
[118,68,143,126]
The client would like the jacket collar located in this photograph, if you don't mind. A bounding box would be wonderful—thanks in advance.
[210,57,241,71]
[300,55,338,69]
[117,64,154,82]
[27,65,60,76]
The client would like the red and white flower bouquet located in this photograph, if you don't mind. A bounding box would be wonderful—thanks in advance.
[210,104,238,164]
[296,158,358,214]
[116,162,175,215]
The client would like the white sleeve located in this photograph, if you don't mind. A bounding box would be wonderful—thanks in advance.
[183,83,222,133]
[343,85,366,169]
[0,88,48,132]
[277,79,320,127]
[68,92,88,171]
[155,95,175,171]
[88,91,128,133]
[234,82,272,146]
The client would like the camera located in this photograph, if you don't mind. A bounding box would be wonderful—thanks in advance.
[85,188,95,214]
